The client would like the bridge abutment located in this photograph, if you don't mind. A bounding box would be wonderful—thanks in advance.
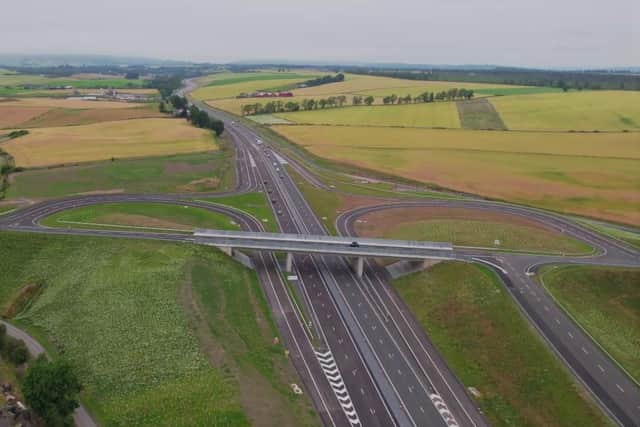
[285,252,294,272]
[351,256,364,278]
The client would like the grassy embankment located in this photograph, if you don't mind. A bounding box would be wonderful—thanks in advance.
[198,192,279,232]
[0,232,319,426]
[40,202,241,233]
[395,262,611,427]
[354,206,592,254]
[540,265,640,382]
[273,125,640,225]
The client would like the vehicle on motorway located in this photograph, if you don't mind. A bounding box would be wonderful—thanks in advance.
[350,241,360,247]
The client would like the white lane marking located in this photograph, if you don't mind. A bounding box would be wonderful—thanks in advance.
[616,384,625,393]
[598,364,605,373]
[581,347,589,355]
[315,350,361,426]
[568,332,574,339]
[429,393,460,427]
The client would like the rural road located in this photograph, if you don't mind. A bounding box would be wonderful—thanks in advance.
[0,82,638,426]
[0,320,98,427]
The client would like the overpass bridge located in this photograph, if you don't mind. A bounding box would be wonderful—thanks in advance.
[194,229,457,276]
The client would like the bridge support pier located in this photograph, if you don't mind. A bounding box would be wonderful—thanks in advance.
[285,252,294,272]
[352,257,364,278]
[218,246,234,257]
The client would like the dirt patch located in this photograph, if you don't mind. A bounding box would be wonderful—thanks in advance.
[3,282,44,318]
[176,177,220,192]
[177,263,227,367]
[99,213,191,230]
[355,206,556,237]
[164,159,216,174]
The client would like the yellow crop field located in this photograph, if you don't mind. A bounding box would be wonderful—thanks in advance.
[0,105,51,128]
[491,91,640,131]
[273,125,640,225]
[4,97,145,109]
[3,118,215,168]
[275,102,461,128]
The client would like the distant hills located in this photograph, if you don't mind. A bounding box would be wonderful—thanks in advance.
[0,54,193,67]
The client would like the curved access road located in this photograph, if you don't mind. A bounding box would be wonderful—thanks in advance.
[337,200,640,426]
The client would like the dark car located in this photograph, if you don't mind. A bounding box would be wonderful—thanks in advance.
[350,241,360,247]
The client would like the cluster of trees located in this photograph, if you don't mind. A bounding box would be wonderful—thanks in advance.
[300,73,345,88]
[242,88,473,115]
[24,356,82,426]
[0,324,28,365]
[160,95,224,136]
[347,68,640,91]
[188,105,224,136]
[382,88,474,104]
[149,74,184,98]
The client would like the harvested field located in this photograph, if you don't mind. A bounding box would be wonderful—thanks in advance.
[2,97,146,109]
[18,105,164,128]
[490,91,640,131]
[456,98,506,130]
[275,102,461,128]
[354,206,591,254]
[3,118,215,168]
[0,106,50,128]
[191,78,311,101]
[274,125,640,225]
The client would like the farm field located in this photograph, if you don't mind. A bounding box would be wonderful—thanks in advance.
[540,265,640,382]
[273,125,640,225]
[490,91,640,131]
[0,232,318,426]
[41,202,241,232]
[2,103,163,129]
[6,151,234,199]
[354,206,591,254]
[275,102,461,128]
[2,118,216,168]
[0,73,147,88]
[456,98,506,130]
[394,262,610,427]
[191,71,317,101]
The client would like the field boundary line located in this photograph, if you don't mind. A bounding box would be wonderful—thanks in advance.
[55,219,192,233]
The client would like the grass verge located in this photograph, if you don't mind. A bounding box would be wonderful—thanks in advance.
[540,265,640,383]
[40,202,241,232]
[0,231,317,426]
[198,192,278,232]
[394,262,611,427]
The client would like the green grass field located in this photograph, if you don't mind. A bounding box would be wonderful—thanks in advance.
[576,219,640,248]
[274,126,640,225]
[198,192,278,232]
[40,202,241,232]
[394,262,610,427]
[356,209,592,254]
[275,102,461,128]
[474,87,562,96]
[490,91,640,131]
[541,265,640,382]
[6,151,235,199]
[204,72,315,87]
[0,232,318,426]
[456,98,506,130]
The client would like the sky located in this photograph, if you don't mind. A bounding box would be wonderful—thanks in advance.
[2,0,638,68]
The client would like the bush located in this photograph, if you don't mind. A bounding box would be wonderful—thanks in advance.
[0,323,29,365]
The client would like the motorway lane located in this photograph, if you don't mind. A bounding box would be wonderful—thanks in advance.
[338,201,640,426]
[227,119,484,427]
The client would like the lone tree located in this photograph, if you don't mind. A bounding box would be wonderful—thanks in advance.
[23,356,82,427]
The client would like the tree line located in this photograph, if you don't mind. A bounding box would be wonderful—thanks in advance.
[241,88,474,115]
[162,95,224,136]
[299,73,345,88]
[346,67,640,91]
